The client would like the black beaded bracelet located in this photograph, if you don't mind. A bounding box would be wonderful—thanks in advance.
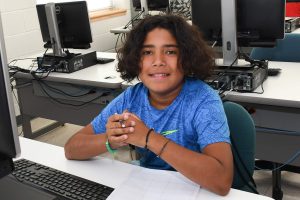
[144,128,154,150]
[157,139,171,158]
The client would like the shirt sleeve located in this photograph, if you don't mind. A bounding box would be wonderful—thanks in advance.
[91,90,129,134]
[193,93,230,150]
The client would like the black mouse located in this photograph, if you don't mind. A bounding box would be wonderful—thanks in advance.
[268,68,281,76]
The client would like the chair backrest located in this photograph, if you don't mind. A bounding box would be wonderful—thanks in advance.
[250,33,300,62]
[223,101,256,192]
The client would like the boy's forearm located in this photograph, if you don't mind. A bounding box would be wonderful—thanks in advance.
[64,134,107,160]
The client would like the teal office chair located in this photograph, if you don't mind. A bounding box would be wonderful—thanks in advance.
[223,101,258,193]
[250,33,300,62]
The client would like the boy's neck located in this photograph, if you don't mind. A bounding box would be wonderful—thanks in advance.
[149,95,174,110]
[148,84,183,110]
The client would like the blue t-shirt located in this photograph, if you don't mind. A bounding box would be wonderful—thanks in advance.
[91,78,230,170]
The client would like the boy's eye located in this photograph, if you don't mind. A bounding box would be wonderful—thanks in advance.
[142,50,152,55]
[165,50,177,55]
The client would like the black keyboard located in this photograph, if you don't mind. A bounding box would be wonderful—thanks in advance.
[12,159,114,200]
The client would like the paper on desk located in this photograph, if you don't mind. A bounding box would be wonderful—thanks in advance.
[107,167,200,200]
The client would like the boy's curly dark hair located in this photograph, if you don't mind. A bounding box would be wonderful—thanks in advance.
[117,14,215,82]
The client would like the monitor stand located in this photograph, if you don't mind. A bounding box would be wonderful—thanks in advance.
[0,175,57,200]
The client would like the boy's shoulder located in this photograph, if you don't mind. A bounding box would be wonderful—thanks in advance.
[125,82,145,93]
[123,82,146,99]
[184,78,217,99]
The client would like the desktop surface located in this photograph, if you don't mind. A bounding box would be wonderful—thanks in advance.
[14,137,273,200]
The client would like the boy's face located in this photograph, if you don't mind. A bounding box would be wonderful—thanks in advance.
[139,28,184,97]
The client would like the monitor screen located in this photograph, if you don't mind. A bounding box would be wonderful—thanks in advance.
[0,15,20,179]
[132,0,169,11]
[191,0,285,47]
[36,1,93,49]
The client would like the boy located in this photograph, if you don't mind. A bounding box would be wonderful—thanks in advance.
[64,15,233,196]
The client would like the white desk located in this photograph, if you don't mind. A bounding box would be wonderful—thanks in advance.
[293,28,300,33]
[18,137,273,200]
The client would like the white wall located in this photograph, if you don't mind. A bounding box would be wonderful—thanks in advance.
[90,0,131,52]
[0,0,131,61]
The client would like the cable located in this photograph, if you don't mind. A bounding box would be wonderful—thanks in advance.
[250,82,264,94]
[256,127,300,136]
[38,80,95,98]
[255,150,300,172]
[37,80,111,107]
[124,10,145,29]
[211,41,218,48]
[39,48,49,70]
[31,69,52,80]
[229,54,239,68]
[242,53,268,70]
[8,57,36,67]
[30,61,59,80]
[218,80,231,97]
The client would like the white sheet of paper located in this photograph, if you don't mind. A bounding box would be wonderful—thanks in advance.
[107,167,200,200]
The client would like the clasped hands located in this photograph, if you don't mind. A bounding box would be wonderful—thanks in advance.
[105,112,150,149]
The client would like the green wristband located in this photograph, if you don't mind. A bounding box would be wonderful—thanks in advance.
[105,139,117,155]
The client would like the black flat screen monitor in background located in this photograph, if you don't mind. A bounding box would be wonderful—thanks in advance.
[132,0,169,11]
[0,15,21,179]
[36,1,93,49]
[191,0,285,47]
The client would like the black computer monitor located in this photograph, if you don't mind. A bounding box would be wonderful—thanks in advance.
[36,1,93,50]
[191,0,285,48]
[0,15,21,179]
[132,0,169,11]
